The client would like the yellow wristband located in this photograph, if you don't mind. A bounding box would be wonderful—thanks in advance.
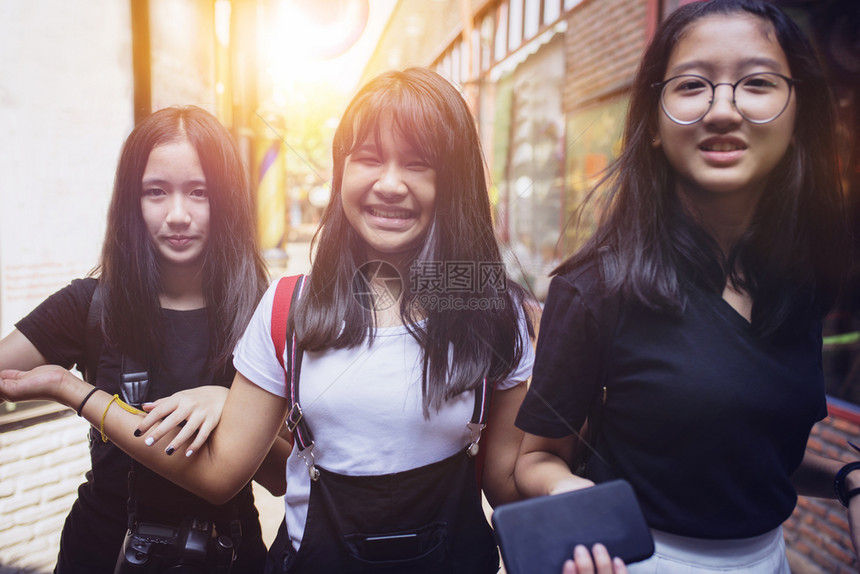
[100,394,146,443]
[100,395,118,443]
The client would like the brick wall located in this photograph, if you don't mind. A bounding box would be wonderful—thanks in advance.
[0,412,90,574]
[784,411,860,573]
[563,0,649,113]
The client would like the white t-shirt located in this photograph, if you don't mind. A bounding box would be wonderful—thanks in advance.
[233,279,535,550]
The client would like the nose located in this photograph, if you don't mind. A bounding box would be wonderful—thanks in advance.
[703,83,742,125]
[372,163,408,199]
[165,193,191,226]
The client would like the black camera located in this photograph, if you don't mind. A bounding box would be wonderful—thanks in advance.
[114,518,235,574]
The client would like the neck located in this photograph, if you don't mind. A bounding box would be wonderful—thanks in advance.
[676,182,763,255]
[159,263,206,310]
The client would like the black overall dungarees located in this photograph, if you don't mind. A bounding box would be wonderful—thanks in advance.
[265,309,500,574]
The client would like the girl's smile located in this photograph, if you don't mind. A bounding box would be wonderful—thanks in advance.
[341,123,436,265]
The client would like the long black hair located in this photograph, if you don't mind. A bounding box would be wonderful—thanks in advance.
[294,67,533,415]
[559,0,846,338]
[98,106,268,373]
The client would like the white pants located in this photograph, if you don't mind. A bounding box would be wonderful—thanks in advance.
[627,527,790,573]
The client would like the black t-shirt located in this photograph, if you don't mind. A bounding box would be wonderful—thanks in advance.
[16,278,265,573]
[516,261,827,539]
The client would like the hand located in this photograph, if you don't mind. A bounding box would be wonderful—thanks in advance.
[846,469,860,557]
[549,475,595,496]
[562,544,628,574]
[0,365,79,406]
[136,385,230,458]
[849,496,860,558]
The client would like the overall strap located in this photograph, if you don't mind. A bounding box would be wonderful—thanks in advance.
[470,377,495,489]
[466,377,491,457]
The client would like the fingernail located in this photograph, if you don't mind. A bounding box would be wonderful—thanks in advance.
[144,437,154,446]
[574,545,589,558]
[166,446,175,456]
[185,450,193,458]
[133,429,142,437]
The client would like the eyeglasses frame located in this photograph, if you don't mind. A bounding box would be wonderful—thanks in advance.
[652,72,798,125]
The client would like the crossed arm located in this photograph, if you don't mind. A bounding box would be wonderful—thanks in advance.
[0,329,290,500]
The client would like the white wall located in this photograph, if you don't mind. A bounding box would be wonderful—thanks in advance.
[0,0,134,336]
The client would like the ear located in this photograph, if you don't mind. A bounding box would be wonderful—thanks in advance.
[651,135,661,148]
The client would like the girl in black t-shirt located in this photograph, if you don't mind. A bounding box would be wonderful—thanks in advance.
[0,106,285,573]
[514,1,855,573]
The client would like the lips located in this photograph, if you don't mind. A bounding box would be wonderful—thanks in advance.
[698,137,747,164]
[165,235,194,247]
[367,206,415,220]
[701,142,744,152]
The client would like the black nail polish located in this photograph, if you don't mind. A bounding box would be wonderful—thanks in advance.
[134,429,142,437]
[166,447,175,455]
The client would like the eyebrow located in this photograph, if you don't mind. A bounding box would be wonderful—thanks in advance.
[351,142,378,154]
[668,57,785,76]
[141,178,207,187]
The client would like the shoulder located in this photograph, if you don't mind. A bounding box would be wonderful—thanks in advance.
[20,277,97,322]
[548,257,609,311]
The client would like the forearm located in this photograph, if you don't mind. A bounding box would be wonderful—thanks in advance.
[792,449,860,499]
[74,372,285,504]
[481,382,527,507]
[253,433,291,496]
[514,450,593,498]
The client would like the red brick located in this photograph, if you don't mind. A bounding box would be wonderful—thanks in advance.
[807,436,825,451]
[819,427,848,446]
[824,541,854,565]
[828,511,850,532]
[831,417,860,435]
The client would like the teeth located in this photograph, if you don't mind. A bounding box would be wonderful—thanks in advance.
[703,142,743,152]
[369,207,412,219]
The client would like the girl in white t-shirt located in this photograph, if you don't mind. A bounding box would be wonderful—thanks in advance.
[2,68,535,574]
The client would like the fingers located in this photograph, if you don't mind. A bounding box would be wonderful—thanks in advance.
[136,400,213,457]
[133,386,228,458]
[562,545,627,574]
[182,418,216,458]
[574,545,596,574]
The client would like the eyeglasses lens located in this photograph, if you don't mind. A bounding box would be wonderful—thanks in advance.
[661,73,791,124]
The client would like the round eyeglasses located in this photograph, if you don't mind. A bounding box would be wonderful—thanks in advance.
[654,72,796,125]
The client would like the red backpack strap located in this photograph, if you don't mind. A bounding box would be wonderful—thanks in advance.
[271,275,305,448]
[271,275,303,370]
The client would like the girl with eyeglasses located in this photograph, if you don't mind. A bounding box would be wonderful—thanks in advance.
[514,1,853,572]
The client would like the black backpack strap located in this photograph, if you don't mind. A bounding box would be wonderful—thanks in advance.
[588,246,621,444]
[84,283,150,408]
[573,247,621,474]
[83,283,104,384]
